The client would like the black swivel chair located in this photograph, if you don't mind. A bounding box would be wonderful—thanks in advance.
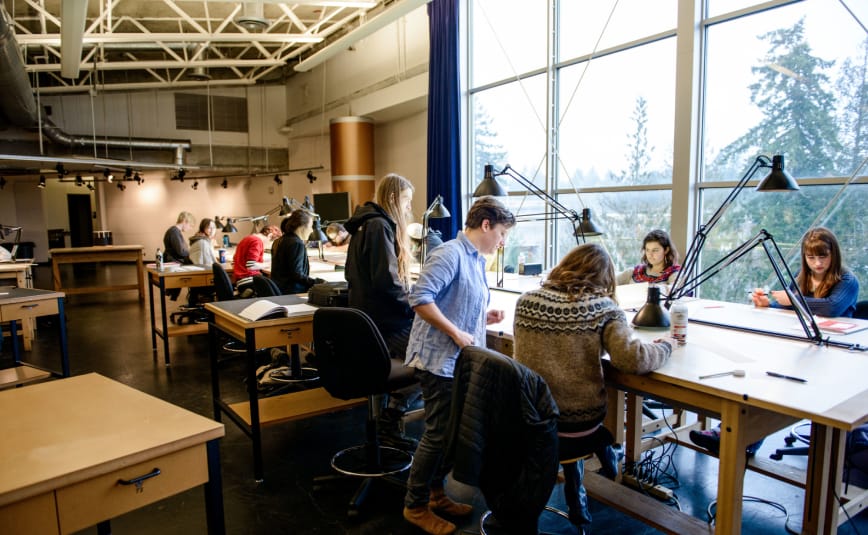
[212,262,247,354]
[312,307,416,517]
[771,300,868,461]
[251,274,282,297]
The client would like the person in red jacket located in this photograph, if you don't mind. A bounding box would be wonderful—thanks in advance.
[232,225,281,295]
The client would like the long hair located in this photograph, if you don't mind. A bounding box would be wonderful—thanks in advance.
[543,243,617,303]
[376,173,415,287]
[641,229,679,268]
[798,227,843,298]
[197,218,214,235]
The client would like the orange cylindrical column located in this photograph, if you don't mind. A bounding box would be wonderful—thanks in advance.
[330,116,375,207]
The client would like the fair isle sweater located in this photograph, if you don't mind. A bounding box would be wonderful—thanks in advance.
[513,287,672,433]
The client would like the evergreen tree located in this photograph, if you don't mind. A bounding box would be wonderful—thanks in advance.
[611,96,653,185]
[473,101,508,177]
[713,19,842,177]
[836,37,868,174]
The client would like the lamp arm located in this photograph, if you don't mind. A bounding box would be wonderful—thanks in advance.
[499,165,579,223]
[421,210,431,265]
[667,155,772,306]
[668,229,823,343]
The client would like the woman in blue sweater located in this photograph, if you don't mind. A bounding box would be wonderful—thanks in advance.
[751,227,859,317]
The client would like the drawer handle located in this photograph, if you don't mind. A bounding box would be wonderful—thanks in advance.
[280,327,301,335]
[117,468,161,493]
[21,304,40,310]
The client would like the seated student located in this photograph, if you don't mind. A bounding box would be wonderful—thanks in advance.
[232,225,281,295]
[514,243,671,531]
[324,222,350,248]
[186,218,217,305]
[692,227,860,456]
[163,211,195,264]
[270,210,324,295]
[616,229,681,286]
[163,211,195,300]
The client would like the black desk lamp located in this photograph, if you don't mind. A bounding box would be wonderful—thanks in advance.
[654,154,822,343]
[473,164,603,244]
[421,195,450,264]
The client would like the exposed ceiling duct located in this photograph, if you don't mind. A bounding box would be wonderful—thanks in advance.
[0,5,191,166]
[236,2,270,33]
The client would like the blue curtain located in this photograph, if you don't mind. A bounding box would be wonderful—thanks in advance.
[426,0,461,240]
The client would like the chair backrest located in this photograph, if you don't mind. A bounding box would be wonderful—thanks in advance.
[252,275,281,297]
[854,300,868,320]
[312,307,392,400]
[212,262,235,301]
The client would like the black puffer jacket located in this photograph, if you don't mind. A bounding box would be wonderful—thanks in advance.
[344,202,413,337]
[446,346,560,534]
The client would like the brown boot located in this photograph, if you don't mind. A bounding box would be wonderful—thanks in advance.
[403,505,456,535]
[429,488,473,517]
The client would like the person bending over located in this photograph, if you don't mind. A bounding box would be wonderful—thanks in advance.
[233,225,281,296]
[402,196,516,535]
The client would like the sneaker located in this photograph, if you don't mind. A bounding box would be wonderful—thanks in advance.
[689,428,721,455]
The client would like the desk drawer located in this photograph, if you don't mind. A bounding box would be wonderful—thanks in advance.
[0,492,60,535]
[56,444,208,534]
[162,273,214,289]
[255,321,314,348]
[0,298,60,322]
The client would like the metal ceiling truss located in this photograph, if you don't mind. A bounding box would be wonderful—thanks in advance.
[11,0,380,93]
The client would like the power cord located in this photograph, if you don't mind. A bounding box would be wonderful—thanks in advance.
[706,495,794,533]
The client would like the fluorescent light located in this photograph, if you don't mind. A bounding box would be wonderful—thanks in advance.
[294,0,431,72]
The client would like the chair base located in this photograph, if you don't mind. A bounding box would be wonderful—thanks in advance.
[480,507,575,535]
[331,444,413,478]
[266,366,319,385]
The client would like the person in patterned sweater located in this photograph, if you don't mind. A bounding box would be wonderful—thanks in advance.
[514,243,672,531]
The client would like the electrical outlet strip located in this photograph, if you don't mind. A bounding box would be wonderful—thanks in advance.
[621,473,674,501]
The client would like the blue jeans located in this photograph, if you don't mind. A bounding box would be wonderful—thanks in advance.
[404,369,453,508]
[559,437,619,526]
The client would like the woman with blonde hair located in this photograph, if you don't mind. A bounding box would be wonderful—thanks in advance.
[344,173,419,450]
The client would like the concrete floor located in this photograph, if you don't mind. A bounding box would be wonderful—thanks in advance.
[2,263,866,534]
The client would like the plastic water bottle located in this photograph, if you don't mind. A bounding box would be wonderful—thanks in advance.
[155,248,164,271]
[518,252,526,275]
[222,234,230,248]
[670,301,688,346]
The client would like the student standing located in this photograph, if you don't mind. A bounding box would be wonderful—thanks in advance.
[344,174,421,450]
[402,196,516,535]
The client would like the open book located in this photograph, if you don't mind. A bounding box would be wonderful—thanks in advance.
[239,299,317,321]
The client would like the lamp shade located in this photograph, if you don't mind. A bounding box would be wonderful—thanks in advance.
[756,154,799,191]
[427,195,451,218]
[474,164,507,197]
[222,219,238,233]
[574,208,604,237]
[308,219,328,242]
[632,286,671,328]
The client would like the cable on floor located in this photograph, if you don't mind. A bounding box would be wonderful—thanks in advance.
[705,495,794,533]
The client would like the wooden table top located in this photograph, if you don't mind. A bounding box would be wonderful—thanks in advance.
[49,245,144,254]
[0,287,64,303]
[0,373,224,507]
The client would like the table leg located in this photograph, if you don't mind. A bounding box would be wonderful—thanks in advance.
[148,276,158,355]
[52,258,63,292]
[58,298,70,377]
[715,402,748,534]
[245,328,264,482]
[10,319,20,364]
[136,251,146,302]
[209,322,222,422]
[204,439,226,534]
[159,278,171,366]
[802,422,839,534]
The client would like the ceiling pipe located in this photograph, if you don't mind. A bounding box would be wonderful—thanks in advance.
[0,5,191,166]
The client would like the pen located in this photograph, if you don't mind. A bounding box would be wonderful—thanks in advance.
[766,371,807,383]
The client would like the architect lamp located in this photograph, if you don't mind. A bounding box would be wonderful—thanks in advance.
[473,164,604,245]
[662,154,822,343]
[632,285,670,328]
[308,217,329,261]
[421,195,451,264]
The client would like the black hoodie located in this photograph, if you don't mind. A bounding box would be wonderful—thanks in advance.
[344,202,413,337]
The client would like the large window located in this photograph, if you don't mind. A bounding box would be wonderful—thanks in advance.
[468,0,867,302]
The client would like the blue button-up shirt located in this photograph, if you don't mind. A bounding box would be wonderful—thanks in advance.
[405,231,490,378]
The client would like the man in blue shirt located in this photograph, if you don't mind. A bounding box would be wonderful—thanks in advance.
[402,196,515,535]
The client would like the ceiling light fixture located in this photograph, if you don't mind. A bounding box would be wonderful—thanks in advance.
[306,170,317,183]
[38,175,46,188]
[221,179,228,189]
[86,182,95,191]
[103,168,114,183]
[124,167,133,179]
[117,182,126,191]
[273,174,283,185]
[192,180,199,191]
[75,173,83,186]
[56,163,67,178]
[133,172,143,185]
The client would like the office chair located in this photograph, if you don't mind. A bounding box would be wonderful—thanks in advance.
[311,307,415,517]
[771,300,868,461]
[251,274,281,297]
[212,262,247,354]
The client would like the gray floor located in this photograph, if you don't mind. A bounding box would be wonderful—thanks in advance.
[3,263,866,534]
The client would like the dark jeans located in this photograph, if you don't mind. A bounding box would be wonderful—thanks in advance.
[383,327,421,412]
[559,436,619,526]
[404,369,453,508]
